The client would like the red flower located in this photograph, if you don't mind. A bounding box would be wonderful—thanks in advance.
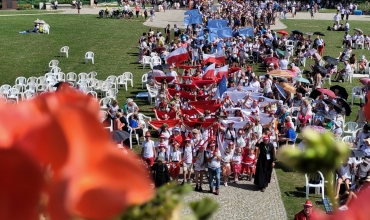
[0,86,154,220]
[364,93,370,120]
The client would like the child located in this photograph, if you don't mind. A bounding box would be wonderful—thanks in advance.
[152,156,171,187]
[157,143,168,162]
[221,148,232,186]
[232,147,243,183]
[182,137,193,184]
[169,142,182,184]
[242,148,257,181]
[194,146,206,191]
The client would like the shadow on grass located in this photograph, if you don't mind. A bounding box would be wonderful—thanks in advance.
[284,191,306,198]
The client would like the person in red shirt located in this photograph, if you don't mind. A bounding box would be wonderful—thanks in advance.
[294,200,318,220]
[169,127,183,147]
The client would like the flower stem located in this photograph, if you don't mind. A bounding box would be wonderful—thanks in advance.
[325,172,338,210]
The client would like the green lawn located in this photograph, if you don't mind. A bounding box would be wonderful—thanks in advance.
[0,9,64,14]
[0,15,368,219]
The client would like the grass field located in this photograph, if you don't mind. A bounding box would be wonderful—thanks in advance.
[0,14,369,219]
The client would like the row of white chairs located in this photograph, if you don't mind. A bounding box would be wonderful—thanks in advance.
[142,56,162,69]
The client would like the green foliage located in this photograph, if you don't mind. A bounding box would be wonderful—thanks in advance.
[189,198,218,220]
[17,4,32,10]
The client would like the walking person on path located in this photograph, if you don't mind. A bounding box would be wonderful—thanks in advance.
[135,4,140,18]
[77,0,81,14]
[150,7,155,22]
[206,142,221,195]
[254,136,276,192]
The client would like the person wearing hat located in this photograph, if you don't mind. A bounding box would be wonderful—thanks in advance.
[332,120,343,139]
[169,127,183,147]
[294,200,318,220]
[151,156,171,188]
[221,148,232,186]
[169,142,182,184]
[355,124,370,149]
[358,55,368,74]
[141,131,156,167]
[223,122,236,147]
[236,129,246,148]
[182,137,194,185]
[206,142,221,195]
[356,157,370,181]
[254,135,276,192]
[126,98,139,114]
[361,138,370,156]
[156,143,169,163]
[278,122,297,145]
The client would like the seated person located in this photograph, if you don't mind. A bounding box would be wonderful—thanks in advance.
[25,24,39,33]
[332,120,343,138]
[337,178,366,211]
[358,55,368,74]
[335,160,353,199]
[337,45,352,62]
[361,138,370,156]
[278,122,297,145]
[335,60,351,82]
[129,114,144,138]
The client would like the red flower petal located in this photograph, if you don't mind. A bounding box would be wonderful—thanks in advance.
[0,148,43,220]
[363,93,370,120]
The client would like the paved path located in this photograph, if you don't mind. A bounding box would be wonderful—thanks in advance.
[181,170,287,220]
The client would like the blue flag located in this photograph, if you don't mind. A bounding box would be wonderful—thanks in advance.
[208,19,228,29]
[216,27,232,38]
[183,17,190,26]
[214,75,227,99]
[189,15,202,24]
[239,26,254,37]
[184,9,199,16]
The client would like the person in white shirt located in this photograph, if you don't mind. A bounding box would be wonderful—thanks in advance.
[221,148,232,186]
[169,142,182,183]
[250,76,260,92]
[361,138,370,156]
[356,158,370,180]
[141,131,156,167]
[182,137,194,185]
[166,65,178,84]
[335,160,352,199]
[335,60,351,82]
[332,120,343,138]
[206,143,221,195]
[334,12,340,25]
[232,147,243,182]
[279,56,289,70]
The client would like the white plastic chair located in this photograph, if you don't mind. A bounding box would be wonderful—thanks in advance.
[37,76,46,85]
[25,83,37,93]
[60,46,69,58]
[50,67,61,74]
[0,84,12,96]
[88,71,97,80]
[37,83,48,92]
[351,86,365,105]
[27,77,38,85]
[141,73,148,89]
[13,84,24,93]
[322,75,331,85]
[356,40,364,50]
[22,90,35,101]
[106,75,118,88]
[344,69,353,83]
[117,75,128,91]
[142,56,152,69]
[15,77,27,87]
[87,91,98,99]
[85,51,94,64]
[147,84,158,105]
[286,40,295,49]
[55,72,65,82]
[43,24,50,34]
[150,56,161,66]
[127,113,140,146]
[343,122,358,138]
[66,72,77,82]
[123,72,133,87]
[99,97,112,110]
[78,72,89,83]
[105,88,118,100]
[289,107,300,128]
[7,88,20,103]
[305,171,325,200]
[48,60,59,70]
[342,136,355,144]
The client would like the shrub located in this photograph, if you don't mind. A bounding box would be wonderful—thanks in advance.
[17,3,31,10]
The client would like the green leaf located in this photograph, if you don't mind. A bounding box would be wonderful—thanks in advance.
[189,198,218,220]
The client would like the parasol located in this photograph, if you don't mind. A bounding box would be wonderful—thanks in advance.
[292,30,303,35]
[330,85,348,100]
[276,49,285,57]
[313,31,325,36]
[360,78,370,85]
[38,20,46,24]
[323,99,342,113]
[275,84,286,99]
[354,28,363,34]
[264,57,279,65]
[313,65,328,77]
[315,110,332,120]
[323,56,339,66]
[305,32,313,36]
[318,88,336,98]
[293,76,310,84]
[277,30,289,35]
[147,69,165,77]
[304,49,317,57]
[280,82,296,94]
[336,97,352,116]
[34,19,41,23]
[112,130,130,142]
[152,47,167,52]
[269,69,296,77]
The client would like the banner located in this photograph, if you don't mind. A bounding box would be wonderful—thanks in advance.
[208,19,228,29]
[238,26,254,37]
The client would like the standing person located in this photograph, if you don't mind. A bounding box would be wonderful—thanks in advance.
[232,147,243,183]
[77,0,81,14]
[221,148,232,186]
[206,143,221,195]
[169,142,182,184]
[144,9,148,20]
[93,0,98,8]
[141,131,156,167]
[152,156,171,187]
[194,146,206,191]
[316,36,324,56]
[340,6,345,20]
[345,7,350,20]
[150,7,155,22]
[182,137,193,185]
[165,24,171,44]
[254,136,276,192]
[135,4,140,18]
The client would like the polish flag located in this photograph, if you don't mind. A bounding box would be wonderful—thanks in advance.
[202,63,216,80]
[202,50,226,65]
[166,47,190,66]
[215,65,229,80]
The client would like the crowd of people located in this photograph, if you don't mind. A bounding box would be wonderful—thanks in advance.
[101,0,370,216]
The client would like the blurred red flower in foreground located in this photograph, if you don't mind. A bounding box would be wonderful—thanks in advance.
[313,188,370,220]
[0,85,153,220]
[364,93,370,120]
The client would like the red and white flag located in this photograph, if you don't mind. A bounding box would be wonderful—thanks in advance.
[202,50,226,65]
[202,63,216,80]
[215,65,229,80]
[166,47,190,66]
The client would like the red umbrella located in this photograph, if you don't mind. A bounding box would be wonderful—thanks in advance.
[228,67,241,73]
[178,64,196,70]
[318,88,336,98]
[360,78,370,85]
[277,30,289,35]
[154,76,174,82]
[264,57,279,65]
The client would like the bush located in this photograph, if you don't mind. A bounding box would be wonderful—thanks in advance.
[17,3,32,10]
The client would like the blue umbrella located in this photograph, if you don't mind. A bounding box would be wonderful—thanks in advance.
[275,84,286,99]
[293,76,310,84]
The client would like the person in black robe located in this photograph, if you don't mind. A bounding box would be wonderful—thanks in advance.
[254,136,276,192]
[151,156,170,187]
